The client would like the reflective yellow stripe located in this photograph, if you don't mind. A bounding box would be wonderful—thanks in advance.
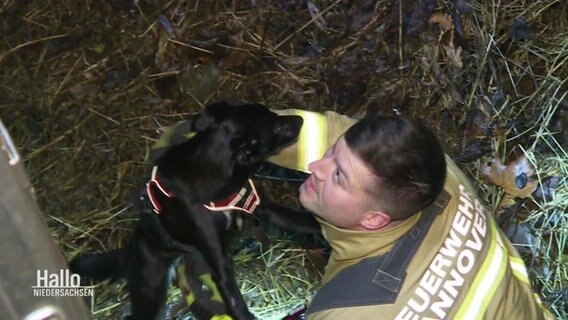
[185,292,196,305]
[509,256,530,284]
[534,293,556,320]
[293,110,328,172]
[183,131,197,139]
[177,265,197,305]
[210,315,233,320]
[455,221,508,320]
[199,273,224,304]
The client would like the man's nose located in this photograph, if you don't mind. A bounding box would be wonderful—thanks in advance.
[308,157,330,180]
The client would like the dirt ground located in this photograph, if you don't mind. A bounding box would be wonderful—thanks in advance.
[1,0,567,319]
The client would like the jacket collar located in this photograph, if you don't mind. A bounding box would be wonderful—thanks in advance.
[316,213,421,284]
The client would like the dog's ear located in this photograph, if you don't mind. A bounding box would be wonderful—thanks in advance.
[193,110,216,131]
[193,101,233,131]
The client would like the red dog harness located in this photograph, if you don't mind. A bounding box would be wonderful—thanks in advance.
[146,166,260,215]
[146,166,174,214]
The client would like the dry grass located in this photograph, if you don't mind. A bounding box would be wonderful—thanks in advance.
[1,0,567,319]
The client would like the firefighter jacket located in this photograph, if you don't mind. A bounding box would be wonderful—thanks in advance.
[265,110,553,320]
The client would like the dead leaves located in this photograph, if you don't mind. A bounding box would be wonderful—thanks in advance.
[429,13,453,32]
[483,155,538,199]
[219,45,251,69]
[427,13,464,69]
[444,42,463,68]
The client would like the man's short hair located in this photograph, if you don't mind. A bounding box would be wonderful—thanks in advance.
[344,116,447,220]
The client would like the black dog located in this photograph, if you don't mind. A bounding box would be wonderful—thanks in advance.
[70,102,321,320]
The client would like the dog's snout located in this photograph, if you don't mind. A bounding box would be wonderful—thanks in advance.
[291,115,303,130]
[278,115,303,138]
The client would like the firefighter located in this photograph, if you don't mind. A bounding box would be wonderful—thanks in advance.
[154,108,553,320]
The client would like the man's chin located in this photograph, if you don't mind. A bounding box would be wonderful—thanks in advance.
[298,191,314,212]
[298,192,308,208]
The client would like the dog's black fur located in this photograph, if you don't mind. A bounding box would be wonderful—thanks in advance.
[69,102,321,320]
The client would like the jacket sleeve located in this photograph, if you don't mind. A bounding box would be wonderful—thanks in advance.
[268,109,359,172]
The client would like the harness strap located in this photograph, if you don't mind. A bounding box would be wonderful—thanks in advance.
[146,166,173,214]
[142,166,261,251]
[147,166,260,215]
[203,179,260,214]
[307,190,451,314]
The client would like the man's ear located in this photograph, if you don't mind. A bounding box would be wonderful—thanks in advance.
[360,210,391,230]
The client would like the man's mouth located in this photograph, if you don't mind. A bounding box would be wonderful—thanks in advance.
[303,176,316,193]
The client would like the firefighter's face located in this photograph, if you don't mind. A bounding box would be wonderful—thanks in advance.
[299,137,387,230]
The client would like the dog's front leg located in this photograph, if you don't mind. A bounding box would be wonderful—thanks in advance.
[198,242,255,320]
[258,202,322,234]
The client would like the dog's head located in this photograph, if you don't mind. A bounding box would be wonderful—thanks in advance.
[192,101,303,169]
[156,102,303,201]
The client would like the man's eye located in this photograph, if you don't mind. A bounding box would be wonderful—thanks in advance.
[333,169,340,183]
